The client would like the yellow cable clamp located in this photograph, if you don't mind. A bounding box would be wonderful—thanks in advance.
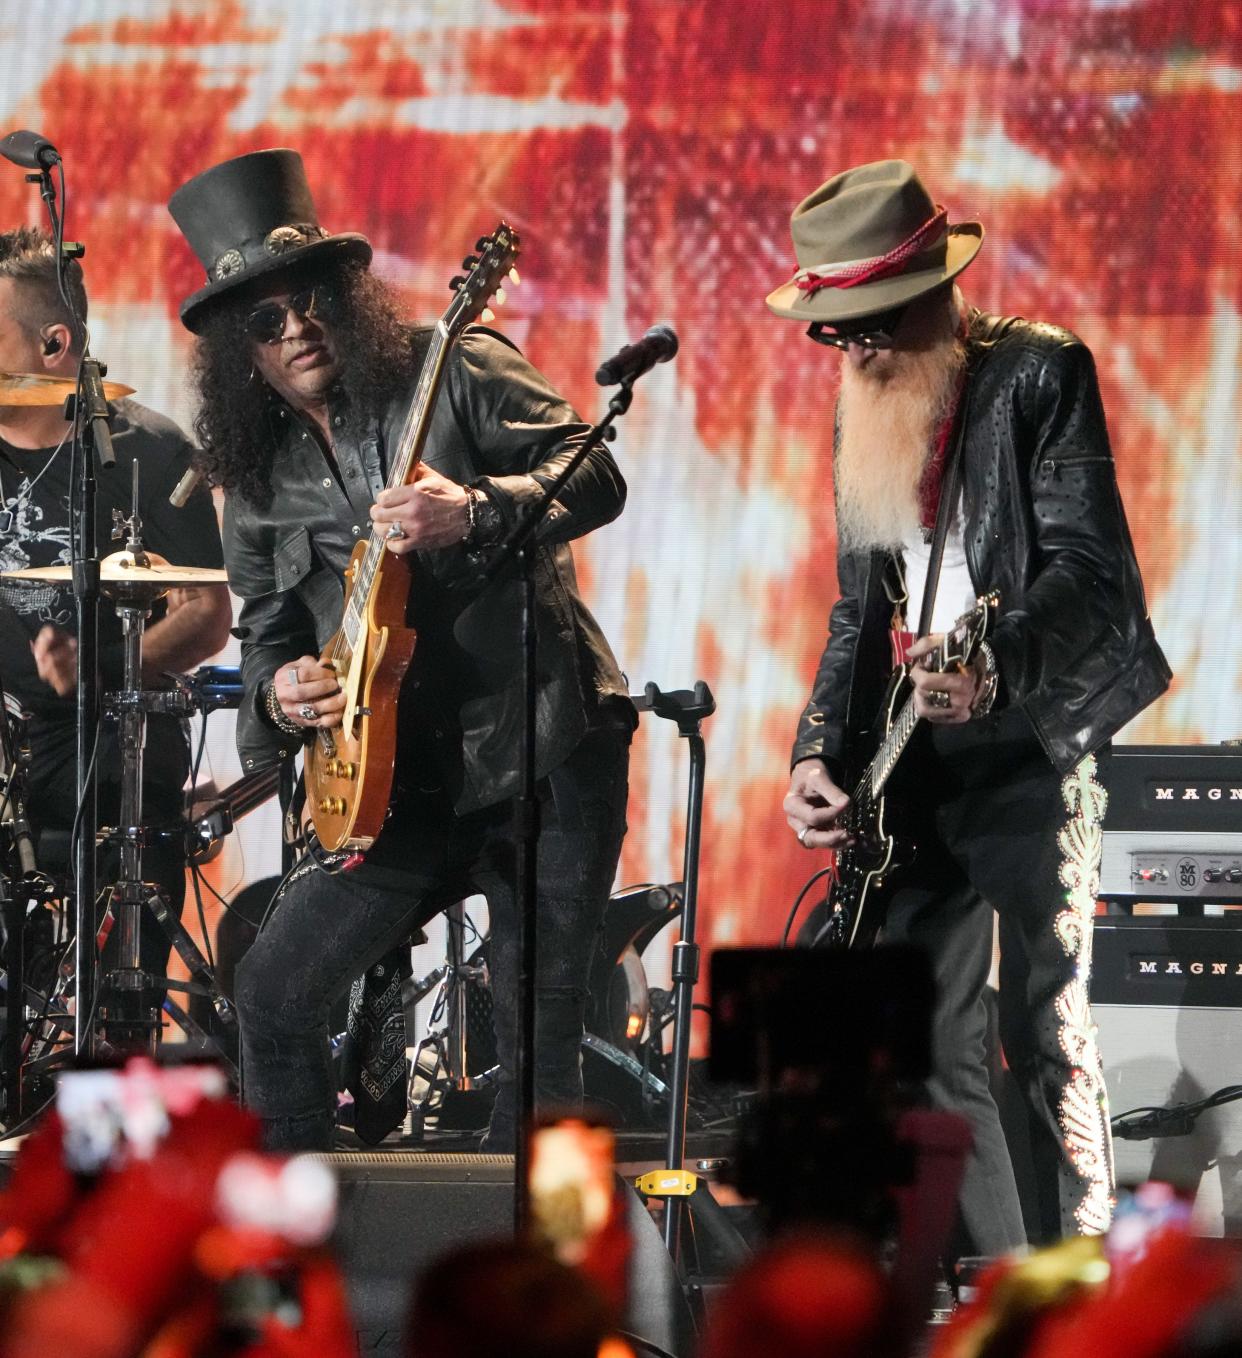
[635,1169,698,1197]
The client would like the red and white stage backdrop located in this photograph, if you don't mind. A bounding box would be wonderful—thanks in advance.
[2,1,1238,960]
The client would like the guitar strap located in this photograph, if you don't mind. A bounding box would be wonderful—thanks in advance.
[915,374,971,640]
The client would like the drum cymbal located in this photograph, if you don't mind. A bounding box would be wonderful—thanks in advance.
[1,551,228,589]
[0,370,135,406]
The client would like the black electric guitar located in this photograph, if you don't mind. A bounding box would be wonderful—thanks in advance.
[814,591,1000,950]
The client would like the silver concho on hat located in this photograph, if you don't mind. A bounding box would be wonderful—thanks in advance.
[213,248,246,281]
[264,223,327,256]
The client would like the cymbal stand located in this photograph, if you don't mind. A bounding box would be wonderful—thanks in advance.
[94,478,235,1062]
[408,901,496,1136]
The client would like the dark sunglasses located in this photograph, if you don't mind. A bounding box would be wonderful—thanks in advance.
[805,303,909,351]
[243,285,335,344]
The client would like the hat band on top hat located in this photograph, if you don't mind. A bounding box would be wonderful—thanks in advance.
[793,205,947,295]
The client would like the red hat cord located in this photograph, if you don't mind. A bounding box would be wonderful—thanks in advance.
[793,205,948,294]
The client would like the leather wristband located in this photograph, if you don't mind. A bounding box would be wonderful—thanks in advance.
[465,484,505,549]
[263,678,303,737]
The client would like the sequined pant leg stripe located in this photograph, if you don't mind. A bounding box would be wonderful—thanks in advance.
[1052,753,1115,1235]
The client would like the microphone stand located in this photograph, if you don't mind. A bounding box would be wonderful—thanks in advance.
[22,155,114,1058]
[478,378,635,1232]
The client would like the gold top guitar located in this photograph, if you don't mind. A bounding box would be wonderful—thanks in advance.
[306,225,521,851]
[816,591,1000,949]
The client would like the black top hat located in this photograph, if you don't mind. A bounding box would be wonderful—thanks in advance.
[169,148,372,333]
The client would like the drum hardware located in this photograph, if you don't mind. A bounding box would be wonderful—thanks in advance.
[0,368,134,406]
[0,468,237,1067]
[91,514,237,1059]
[407,900,498,1138]
[186,763,282,864]
[0,681,70,1123]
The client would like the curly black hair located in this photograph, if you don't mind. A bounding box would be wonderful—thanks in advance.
[188,260,418,509]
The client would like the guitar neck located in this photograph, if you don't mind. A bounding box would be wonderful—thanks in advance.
[336,323,456,653]
[856,691,920,804]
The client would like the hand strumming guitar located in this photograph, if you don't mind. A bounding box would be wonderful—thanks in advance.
[784,758,853,851]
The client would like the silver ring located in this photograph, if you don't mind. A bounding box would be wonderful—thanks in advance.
[928,689,951,710]
[385,520,406,541]
[287,665,300,687]
[797,824,810,846]
[298,702,317,721]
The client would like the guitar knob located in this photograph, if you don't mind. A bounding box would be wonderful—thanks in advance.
[318,796,347,816]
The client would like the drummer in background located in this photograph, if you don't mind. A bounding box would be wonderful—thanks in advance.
[0,227,230,982]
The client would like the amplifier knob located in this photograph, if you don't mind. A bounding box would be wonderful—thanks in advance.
[1205,869,1223,883]
[1227,868,1242,884]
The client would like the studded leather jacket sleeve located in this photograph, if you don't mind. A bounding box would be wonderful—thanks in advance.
[792,311,1171,779]
[224,328,629,811]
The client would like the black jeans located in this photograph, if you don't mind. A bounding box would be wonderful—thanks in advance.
[884,708,1113,1250]
[233,725,630,1150]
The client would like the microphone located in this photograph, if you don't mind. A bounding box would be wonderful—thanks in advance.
[595,323,678,386]
[0,129,61,171]
[169,466,204,508]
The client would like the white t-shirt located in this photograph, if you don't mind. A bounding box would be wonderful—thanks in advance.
[901,498,976,636]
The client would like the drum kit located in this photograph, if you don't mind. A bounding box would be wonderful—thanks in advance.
[0,368,269,1126]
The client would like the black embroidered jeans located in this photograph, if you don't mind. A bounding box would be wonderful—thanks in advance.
[884,707,1113,1249]
[232,725,630,1150]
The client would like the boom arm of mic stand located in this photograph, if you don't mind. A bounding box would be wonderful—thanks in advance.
[479,379,633,585]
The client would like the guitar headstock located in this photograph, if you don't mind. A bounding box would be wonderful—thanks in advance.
[444,222,521,334]
[942,590,1000,669]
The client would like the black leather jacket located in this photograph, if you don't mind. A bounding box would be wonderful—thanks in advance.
[792,310,1171,779]
[224,328,629,812]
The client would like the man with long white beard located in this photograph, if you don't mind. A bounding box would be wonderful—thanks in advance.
[768,161,1170,1251]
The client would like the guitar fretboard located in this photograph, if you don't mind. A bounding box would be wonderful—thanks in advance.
[332,321,453,663]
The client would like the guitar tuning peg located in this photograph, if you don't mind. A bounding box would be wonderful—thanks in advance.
[481,307,495,322]
[449,275,465,291]
[475,236,491,251]
[508,267,520,285]
[495,287,507,306]
[462,255,479,270]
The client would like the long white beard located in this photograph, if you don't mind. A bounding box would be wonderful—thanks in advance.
[834,336,967,553]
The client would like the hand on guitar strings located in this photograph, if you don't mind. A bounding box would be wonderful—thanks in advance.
[907,634,984,724]
[785,758,854,851]
[370,463,472,553]
[273,655,345,729]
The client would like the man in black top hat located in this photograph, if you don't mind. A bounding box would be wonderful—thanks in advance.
[769,161,1170,1245]
[0,226,230,977]
[168,149,632,1150]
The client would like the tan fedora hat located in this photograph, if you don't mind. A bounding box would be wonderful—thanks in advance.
[765,160,982,324]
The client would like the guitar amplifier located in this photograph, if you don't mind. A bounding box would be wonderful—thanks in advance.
[1091,919,1242,1233]
[1098,744,1242,905]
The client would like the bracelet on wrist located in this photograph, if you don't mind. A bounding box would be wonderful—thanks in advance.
[970,641,999,719]
[462,486,478,543]
[264,678,303,737]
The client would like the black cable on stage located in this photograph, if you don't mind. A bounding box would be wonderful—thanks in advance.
[781,864,835,947]
[1112,1084,1242,1140]
[615,1331,678,1358]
